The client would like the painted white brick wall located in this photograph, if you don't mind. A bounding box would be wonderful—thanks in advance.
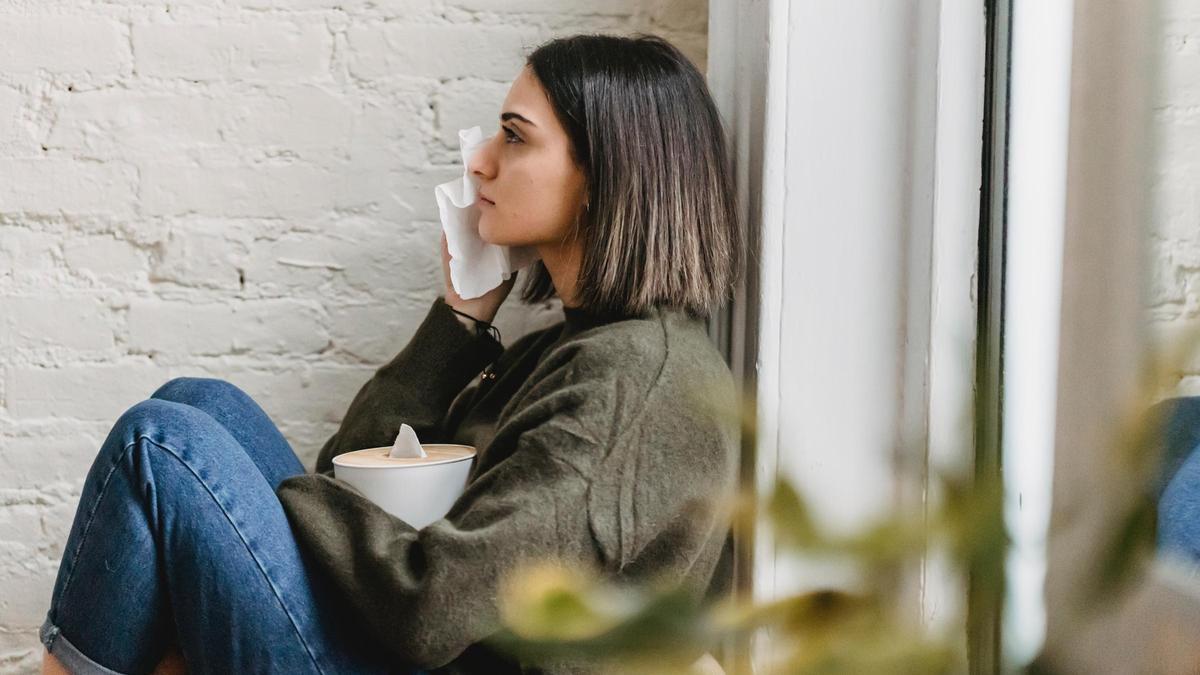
[0,2,707,671]
[1151,2,1200,398]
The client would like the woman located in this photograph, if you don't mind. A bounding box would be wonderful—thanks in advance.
[41,33,744,674]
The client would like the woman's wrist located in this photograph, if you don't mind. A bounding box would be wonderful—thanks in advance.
[447,305,502,343]
[445,296,498,324]
[448,306,486,327]
[449,311,477,332]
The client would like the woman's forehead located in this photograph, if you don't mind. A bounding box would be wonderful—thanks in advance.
[501,68,553,128]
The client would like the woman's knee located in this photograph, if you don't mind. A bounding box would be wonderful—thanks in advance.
[151,376,250,409]
[116,396,192,424]
[98,398,273,499]
[145,377,303,487]
[105,398,260,472]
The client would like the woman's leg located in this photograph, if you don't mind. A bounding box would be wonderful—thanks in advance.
[1159,445,1200,563]
[1156,396,1200,563]
[39,382,406,674]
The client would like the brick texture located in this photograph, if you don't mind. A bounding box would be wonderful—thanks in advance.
[1150,5,1200,397]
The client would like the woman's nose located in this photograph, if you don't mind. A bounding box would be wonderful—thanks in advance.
[468,134,497,179]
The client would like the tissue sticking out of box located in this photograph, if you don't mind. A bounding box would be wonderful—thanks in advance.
[388,423,427,459]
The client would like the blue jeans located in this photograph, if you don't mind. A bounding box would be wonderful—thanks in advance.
[1156,396,1200,563]
[39,377,423,674]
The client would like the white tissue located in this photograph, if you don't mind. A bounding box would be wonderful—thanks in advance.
[434,126,541,300]
[388,423,427,459]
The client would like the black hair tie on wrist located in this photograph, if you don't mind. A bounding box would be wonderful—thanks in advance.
[449,307,502,344]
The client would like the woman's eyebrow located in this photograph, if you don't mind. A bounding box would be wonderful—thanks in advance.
[501,112,537,128]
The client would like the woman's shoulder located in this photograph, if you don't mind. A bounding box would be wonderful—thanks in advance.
[561,312,666,364]
[530,308,733,419]
[560,307,726,374]
[502,305,732,416]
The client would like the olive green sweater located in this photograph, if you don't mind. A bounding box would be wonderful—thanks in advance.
[275,295,740,673]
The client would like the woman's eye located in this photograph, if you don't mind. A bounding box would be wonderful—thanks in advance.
[502,126,522,144]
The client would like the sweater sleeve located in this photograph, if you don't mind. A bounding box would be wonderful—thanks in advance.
[275,388,605,669]
[312,295,504,476]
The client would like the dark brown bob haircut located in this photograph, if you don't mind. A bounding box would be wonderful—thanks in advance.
[519,33,745,320]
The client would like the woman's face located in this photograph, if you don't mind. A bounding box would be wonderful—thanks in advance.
[468,66,588,248]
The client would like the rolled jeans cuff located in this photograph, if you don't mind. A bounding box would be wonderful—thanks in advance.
[40,614,126,675]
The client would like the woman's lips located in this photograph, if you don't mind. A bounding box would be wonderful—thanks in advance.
[477,195,495,206]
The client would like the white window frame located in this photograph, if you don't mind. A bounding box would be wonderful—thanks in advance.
[707,0,988,670]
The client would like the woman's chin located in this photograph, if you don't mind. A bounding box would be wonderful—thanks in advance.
[476,220,499,246]
[478,225,516,248]
[478,219,537,248]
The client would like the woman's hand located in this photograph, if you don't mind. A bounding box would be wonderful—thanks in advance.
[440,231,516,324]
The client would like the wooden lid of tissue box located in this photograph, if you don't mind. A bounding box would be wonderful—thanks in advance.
[333,444,475,468]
